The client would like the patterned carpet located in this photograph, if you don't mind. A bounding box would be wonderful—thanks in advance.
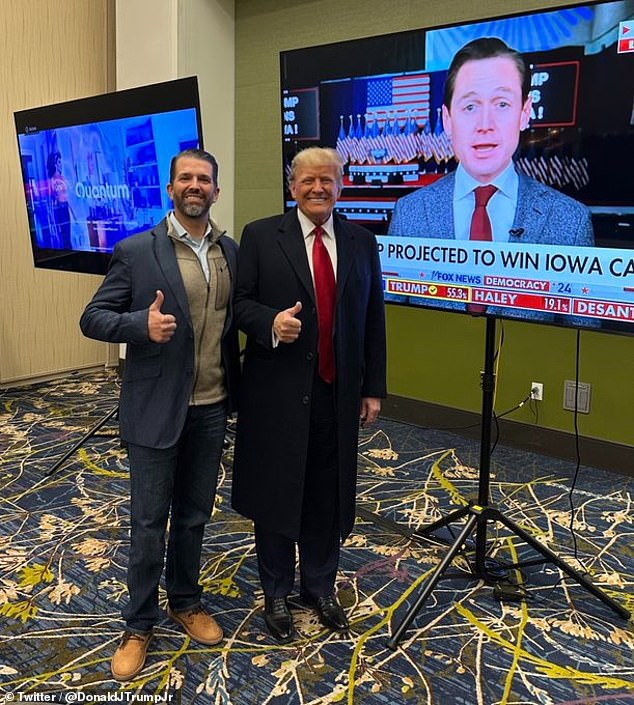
[0,370,633,704]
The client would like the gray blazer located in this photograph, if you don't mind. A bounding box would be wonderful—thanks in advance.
[387,169,597,326]
[80,218,241,448]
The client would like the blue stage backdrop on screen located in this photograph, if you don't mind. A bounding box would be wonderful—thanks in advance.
[15,76,203,275]
[279,1,634,334]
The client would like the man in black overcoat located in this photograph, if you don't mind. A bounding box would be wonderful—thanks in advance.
[232,146,387,641]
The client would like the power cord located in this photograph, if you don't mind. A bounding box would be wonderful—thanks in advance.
[493,581,533,603]
[490,388,533,455]
[566,329,585,566]
[492,328,589,601]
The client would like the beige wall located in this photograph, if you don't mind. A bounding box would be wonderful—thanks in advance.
[116,0,235,231]
[178,0,235,233]
[0,0,235,385]
[116,1,178,87]
[0,0,115,384]
[234,0,634,448]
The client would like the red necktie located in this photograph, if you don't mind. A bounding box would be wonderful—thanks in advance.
[312,226,336,383]
[470,185,497,241]
[468,185,497,313]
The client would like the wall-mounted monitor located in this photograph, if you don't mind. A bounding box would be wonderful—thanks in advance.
[280,1,634,333]
[15,76,203,275]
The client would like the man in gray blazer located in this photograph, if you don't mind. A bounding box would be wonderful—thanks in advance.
[388,37,596,326]
[80,149,240,681]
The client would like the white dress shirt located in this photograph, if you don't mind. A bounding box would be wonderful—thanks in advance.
[272,209,338,347]
[453,161,519,242]
[296,208,338,283]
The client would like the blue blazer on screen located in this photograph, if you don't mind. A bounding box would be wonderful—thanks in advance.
[387,168,597,326]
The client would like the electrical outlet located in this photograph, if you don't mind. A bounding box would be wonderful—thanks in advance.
[530,382,544,401]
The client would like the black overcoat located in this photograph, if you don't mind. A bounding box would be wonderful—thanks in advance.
[231,208,387,540]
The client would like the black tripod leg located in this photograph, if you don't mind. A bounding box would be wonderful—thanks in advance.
[46,406,119,477]
[413,505,471,538]
[494,511,630,619]
[387,513,479,649]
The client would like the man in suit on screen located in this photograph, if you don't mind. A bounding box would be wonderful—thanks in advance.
[388,37,596,326]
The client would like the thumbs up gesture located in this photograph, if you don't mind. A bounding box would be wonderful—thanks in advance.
[148,290,177,343]
[273,301,302,343]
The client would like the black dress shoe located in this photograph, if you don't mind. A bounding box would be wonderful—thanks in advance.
[302,593,349,631]
[264,596,294,642]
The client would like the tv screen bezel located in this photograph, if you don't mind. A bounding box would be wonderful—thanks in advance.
[14,76,204,276]
[278,0,634,335]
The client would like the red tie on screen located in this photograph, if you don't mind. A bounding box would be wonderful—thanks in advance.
[468,185,497,313]
[312,226,336,383]
[470,185,497,241]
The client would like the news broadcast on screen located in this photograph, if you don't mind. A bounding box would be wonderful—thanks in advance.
[280,1,634,333]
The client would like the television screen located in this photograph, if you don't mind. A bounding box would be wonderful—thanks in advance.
[280,1,634,333]
[15,76,203,275]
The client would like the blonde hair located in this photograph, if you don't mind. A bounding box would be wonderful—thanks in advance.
[288,147,344,187]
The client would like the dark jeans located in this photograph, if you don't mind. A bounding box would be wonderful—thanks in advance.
[123,401,227,633]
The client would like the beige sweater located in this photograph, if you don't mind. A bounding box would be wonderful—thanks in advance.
[168,220,230,406]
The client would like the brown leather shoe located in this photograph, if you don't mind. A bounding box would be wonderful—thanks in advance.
[111,631,152,682]
[167,605,223,645]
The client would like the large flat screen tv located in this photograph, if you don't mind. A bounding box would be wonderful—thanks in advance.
[15,76,203,275]
[280,1,634,333]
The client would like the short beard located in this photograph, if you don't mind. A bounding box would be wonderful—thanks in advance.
[181,202,208,218]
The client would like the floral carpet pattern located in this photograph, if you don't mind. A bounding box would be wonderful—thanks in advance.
[0,370,633,704]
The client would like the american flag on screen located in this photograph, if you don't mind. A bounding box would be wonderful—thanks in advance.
[366,74,431,121]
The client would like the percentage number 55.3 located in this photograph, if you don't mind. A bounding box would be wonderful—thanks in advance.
[447,287,467,300]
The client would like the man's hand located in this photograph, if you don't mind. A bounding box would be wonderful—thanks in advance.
[273,301,302,343]
[359,397,381,427]
[148,290,177,343]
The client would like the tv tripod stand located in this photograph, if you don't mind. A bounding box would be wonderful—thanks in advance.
[387,316,630,650]
[46,405,118,477]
